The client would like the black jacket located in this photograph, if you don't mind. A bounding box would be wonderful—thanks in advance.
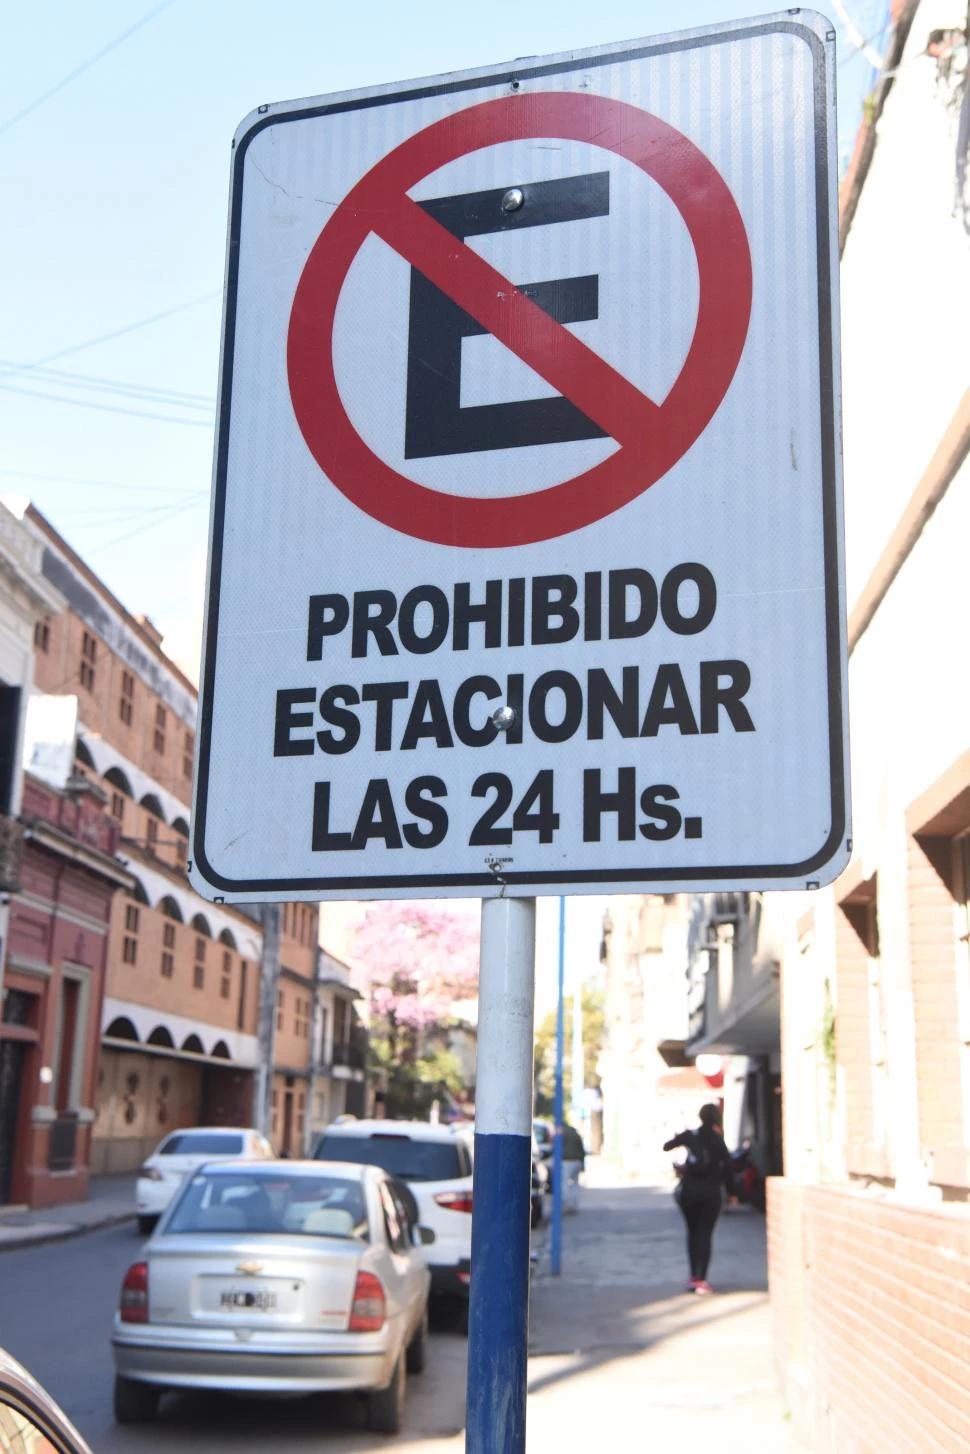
[663,1125,735,1195]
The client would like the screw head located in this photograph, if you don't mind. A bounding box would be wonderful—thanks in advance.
[501,187,524,214]
[492,705,517,732]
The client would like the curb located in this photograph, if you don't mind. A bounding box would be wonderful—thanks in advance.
[0,1208,137,1254]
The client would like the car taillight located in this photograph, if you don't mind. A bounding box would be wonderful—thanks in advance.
[138,1164,163,1181]
[120,1262,149,1323]
[348,1271,386,1332]
[434,1191,474,1214]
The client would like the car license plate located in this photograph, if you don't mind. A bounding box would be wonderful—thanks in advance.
[219,1287,278,1312]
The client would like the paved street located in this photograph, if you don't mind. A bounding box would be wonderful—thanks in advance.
[0,1222,469,1452]
[0,1169,796,1453]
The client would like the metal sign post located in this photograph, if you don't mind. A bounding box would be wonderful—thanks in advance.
[466,896,536,1454]
[191,15,847,1453]
[551,896,566,1277]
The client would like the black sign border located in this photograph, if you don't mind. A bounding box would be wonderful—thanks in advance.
[193,17,848,897]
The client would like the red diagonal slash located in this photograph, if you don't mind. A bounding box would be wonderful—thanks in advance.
[369,191,660,448]
[287,91,751,547]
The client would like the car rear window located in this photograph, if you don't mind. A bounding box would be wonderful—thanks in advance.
[167,1170,368,1239]
[314,1133,465,1182]
[159,1132,245,1156]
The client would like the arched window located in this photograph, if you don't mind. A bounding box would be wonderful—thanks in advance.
[191,914,211,991]
[159,897,181,980]
[181,1033,204,1054]
[105,1015,139,1042]
[146,1025,174,1048]
[105,766,134,798]
[75,739,95,770]
[211,1040,231,1060]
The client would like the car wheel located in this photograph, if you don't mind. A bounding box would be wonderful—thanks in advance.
[367,1355,405,1434]
[406,1304,428,1374]
[113,1375,160,1424]
[136,1214,157,1237]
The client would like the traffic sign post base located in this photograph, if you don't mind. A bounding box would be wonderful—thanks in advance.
[466,896,536,1454]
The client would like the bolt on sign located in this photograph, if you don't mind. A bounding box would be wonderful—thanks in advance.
[191,10,850,903]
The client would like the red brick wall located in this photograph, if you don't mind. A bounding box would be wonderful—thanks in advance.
[834,906,874,1175]
[770,1178,970,1451]
[907,834,967,1189]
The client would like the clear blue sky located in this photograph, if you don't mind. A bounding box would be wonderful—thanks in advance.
[1,1,889,680]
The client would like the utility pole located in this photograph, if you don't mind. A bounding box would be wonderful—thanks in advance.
[306,939,324,1155]
[254,904,281,1140]
[571,948,585,1131]
[550,896,566,1277]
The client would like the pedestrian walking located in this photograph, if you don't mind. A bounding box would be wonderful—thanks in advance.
[559,1119,586,1213]
[663,1103,736,1294]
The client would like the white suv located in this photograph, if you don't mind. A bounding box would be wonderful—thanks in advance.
[313,1120,473,1307]
[135,1126,274,1235]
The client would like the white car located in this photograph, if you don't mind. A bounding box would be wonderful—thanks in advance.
[112,1160,431,1433]
[136,1127,274,1235]
[313,1120,473,1308]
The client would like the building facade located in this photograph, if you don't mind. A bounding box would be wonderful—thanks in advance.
[0,503,354,1197]
[683,892,784,1176]
[598,894,719,1182]
[768,5,970,1448]
[0,501,73,1206]
[2,773,134,1207]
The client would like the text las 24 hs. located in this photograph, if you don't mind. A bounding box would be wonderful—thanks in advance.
[309,768,704,854]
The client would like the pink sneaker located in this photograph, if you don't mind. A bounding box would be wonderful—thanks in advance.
[685,1278,699,1293]
[693,1280,714,1295]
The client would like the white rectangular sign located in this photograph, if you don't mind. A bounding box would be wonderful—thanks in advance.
[191,10,850,902]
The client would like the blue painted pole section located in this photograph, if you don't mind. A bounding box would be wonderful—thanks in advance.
[466,896,536,1454]
[550,896,566,1277]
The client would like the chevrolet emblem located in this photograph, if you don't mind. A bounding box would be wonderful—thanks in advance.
[236,1261,263,1275]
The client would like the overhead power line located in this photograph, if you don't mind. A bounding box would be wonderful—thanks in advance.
[0,466,204,495]
[0,379,213,427]
[0,0,178,140]
[0,289,220,381]
[0,359,215,409]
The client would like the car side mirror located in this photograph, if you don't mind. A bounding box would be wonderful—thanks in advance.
[0,1350,94,1453]
[416,1225,436,1246]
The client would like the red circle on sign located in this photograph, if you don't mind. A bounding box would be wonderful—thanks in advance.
[287,92,752,548]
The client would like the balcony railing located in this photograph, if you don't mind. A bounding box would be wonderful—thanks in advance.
[48,1111,78,1172]
[0,815,24,892]
[330,1040,366,1071]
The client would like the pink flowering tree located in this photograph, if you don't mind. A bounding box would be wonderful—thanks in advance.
[353,901,480,1115]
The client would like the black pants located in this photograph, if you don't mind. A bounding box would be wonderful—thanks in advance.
[678,1187,721,1280]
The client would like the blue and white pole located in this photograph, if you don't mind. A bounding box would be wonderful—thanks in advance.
[550,895,566,1277]
[466,896,536,1454]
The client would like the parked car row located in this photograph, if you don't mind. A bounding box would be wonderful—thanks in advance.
[0,1116,548,1440]
[114,1115,549,1433]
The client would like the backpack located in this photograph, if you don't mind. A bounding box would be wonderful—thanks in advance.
[682,1132,712,1179]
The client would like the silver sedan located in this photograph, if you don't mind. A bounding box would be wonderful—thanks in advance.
[111,1159,433,1434]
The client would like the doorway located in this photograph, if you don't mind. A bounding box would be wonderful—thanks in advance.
[0,1039,26,1203]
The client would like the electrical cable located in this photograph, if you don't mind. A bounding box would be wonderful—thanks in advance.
[0,359,215,409]
[0,290,220,380]
[0,379,213,427]
[0,0,178,140]
[0,466,205,495]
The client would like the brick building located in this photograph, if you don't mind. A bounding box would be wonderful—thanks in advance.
[3,773,134,1207]
[5,503,335,1185]
[767,5,970,1448]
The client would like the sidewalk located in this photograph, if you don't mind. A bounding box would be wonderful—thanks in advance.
[524,1165,799,1451]
[0,1175,136,1251]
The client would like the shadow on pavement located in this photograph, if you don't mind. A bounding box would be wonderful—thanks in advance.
[528,1181,773,1399]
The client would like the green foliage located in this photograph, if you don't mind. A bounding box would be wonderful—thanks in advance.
[533,985,605,1115]
[817,978,837,1105]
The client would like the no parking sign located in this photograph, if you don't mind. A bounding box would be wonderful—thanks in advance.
[191,11,850,902]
